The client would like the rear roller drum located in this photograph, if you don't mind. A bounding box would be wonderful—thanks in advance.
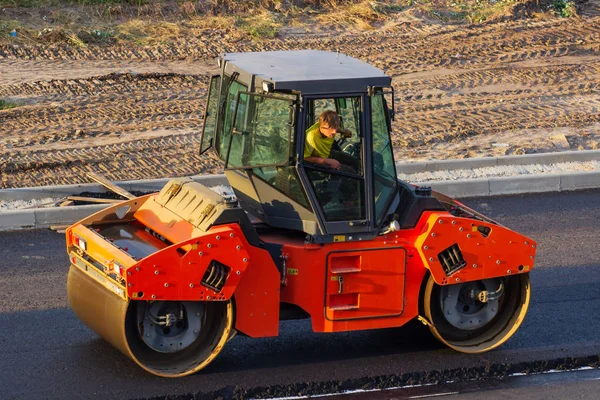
[423,273,530,353]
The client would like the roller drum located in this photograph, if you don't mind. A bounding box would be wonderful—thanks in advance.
[67,265,233,377]
[423,273,531,353]
[67,265,130,356]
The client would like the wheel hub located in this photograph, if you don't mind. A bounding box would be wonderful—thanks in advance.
[138,301,204,353]
[440,279,502,330]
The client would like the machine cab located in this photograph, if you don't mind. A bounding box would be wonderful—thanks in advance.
[200,50,399,242]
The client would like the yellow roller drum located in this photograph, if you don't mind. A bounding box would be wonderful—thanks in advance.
[67,265,233,377]
[422,273,531,353]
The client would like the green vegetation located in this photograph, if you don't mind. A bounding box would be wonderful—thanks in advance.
[0,19,19,35]
[0,99,18,110]
[246,22,278,39]
[467,0,520,23]
[235,15,278,39]
[553,0,576,17]
[0,0,146,6]
[0,0,571,47]
[399,0,524,24]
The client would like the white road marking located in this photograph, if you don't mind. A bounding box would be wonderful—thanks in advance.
[409,393,460,399]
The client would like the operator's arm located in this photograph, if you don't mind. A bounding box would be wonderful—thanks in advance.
[304,142,341,169]
[305,156,341,170]
[338,128,352,138]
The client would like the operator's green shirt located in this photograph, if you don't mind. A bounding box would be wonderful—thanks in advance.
[303,122,334,159]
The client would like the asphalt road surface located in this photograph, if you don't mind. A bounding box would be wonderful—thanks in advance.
[1,190,600,399]
[327,368,600,399]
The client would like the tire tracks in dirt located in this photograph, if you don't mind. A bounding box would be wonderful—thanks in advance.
[2,13,600,187]
[0,72,207,98]
[1,133,222,188]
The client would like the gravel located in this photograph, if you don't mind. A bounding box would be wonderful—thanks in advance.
[0,197,63,212]
[398,161,600,183]
[0,185,239,213]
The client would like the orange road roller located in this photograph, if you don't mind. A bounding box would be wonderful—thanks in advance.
[66,50,536,377]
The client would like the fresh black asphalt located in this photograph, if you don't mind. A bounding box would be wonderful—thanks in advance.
[1,189,599,399]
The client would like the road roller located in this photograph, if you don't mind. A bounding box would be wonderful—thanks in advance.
[66,50,536,377]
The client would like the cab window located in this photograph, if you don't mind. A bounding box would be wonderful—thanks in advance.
[226,92,294,168]
[305,169,365,221]
[216,76,247,160]
[200,75,221,154]
[226,92,311,209]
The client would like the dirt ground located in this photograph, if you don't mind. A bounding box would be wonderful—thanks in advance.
[1,1,600,188]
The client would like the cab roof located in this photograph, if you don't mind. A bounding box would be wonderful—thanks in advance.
[222,50,391,94]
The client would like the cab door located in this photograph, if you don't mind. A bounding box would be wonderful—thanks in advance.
[300,94,371,236]
[325,247,405,321]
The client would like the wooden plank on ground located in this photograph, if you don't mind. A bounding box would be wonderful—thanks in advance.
[59,200,74,207]
[86,171,136,200]
[66,196,122,204]
[50,225,70,233]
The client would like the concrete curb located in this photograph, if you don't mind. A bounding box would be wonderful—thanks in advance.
[396,149,600,174]
[2,170,600,231]
[0,205,107,231]
[0,174,228,231]
[4,150,600,203]
[422,170,600,197]
[0,174,228,202]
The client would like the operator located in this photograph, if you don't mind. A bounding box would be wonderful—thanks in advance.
[303,110,358,173]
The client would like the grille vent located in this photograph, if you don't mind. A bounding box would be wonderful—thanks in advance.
[201,260,231,292]
[438,243,466,276]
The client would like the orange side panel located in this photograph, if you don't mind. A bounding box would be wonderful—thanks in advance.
[128,221,281,338]
[231,238,281,338]
[325,248,406,321]
[126,225,250,302]
[278,235,427,333]
[415,212,536,285]
[133,198,202,245]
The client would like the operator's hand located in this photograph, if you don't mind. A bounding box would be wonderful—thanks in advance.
[325,158,342,170]
[340,129,352,139]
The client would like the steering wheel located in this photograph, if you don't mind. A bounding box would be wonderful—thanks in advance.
[335,136,348,150]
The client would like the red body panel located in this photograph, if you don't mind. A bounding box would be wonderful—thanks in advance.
[126,225,250,302]
[265,233,426,333]
[415,212,536,285]
[67,194,536,339]
[229,227,281,338]
[257,209,535,334]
